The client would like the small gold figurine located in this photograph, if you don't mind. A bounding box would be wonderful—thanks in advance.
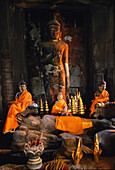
[77,91,85,115]
[74,94,79,114]
[45,100,49,114]
[71,96,76,115]
[40,98,44,117]
[78,96,85,115]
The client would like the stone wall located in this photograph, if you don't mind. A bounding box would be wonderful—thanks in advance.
[0,0,115,120]
[0,0,27,121]
[91,5,115,101]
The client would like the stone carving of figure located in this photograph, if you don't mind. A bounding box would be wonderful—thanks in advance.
[37,19,70,110]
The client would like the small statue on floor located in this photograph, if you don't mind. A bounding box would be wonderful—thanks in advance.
[51,92,71,116]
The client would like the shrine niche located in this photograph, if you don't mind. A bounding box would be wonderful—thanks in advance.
[25,9,85,101]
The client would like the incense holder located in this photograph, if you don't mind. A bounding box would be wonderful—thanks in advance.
[24,142,44,169]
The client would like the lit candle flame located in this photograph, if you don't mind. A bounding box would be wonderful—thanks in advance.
[35,137,38,146]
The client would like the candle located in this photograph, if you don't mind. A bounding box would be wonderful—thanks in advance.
[35,137,38,146]
[39,133,43,144]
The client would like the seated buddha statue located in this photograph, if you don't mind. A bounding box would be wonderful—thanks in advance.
[89,80,109,118]
[3,80,34,134]
[51,92,71,116]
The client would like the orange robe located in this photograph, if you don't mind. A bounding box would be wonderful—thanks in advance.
[89,89,109,117]
[51,99,68,116]
[3,89,34,134]
[55,116,93,135]
[52,99,93,135]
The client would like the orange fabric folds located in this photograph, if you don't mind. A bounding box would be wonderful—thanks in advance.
[51,99,67,116]
[3,89,34,134]
[89,89,109,117]
[55,116,93,135]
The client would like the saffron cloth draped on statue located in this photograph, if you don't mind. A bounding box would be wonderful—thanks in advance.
[89,89,109,117]
[3,89,34,134]
[55,116,93,135]
[51,99,68,115]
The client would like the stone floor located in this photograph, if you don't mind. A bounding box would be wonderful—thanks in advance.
[0,149,115,170]
[0,121,115,170]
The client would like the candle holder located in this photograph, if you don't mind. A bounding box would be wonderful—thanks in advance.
[24,135,44,170]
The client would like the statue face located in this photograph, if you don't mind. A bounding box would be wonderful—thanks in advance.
[57,93,63,101]
[48,25,60,40]
[99,84,106,91]
[19,85,27,92]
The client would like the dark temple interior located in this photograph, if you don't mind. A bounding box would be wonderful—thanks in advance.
[0,0,115,169]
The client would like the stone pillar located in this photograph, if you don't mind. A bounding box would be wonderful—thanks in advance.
[0,75,3,120]
[1,50,14,120]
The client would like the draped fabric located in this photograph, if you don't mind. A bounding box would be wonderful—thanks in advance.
[89,89,109,117]
[51,99,68,116]
[3,89,34,134]
[55,116,93,135]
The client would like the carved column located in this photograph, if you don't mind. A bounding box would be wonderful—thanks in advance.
[1,50,14,120]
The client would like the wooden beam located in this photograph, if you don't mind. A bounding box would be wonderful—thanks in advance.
[13,0,112,9]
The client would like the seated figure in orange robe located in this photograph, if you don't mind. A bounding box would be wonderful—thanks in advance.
[3,80,34,134]
[51,92,71,116]
[89,80,109,117]
[51,93,93,135]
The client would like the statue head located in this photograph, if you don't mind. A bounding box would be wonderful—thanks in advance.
[98,80,106,91]
[47,19,61,40]
[57,92,63,101]
[18,80,27,92]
